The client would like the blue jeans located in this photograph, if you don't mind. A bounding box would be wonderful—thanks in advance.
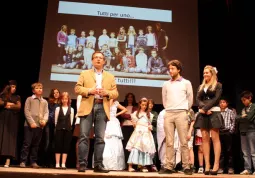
[128,44,135,56]
[78,103,107,167]
[240,131,255,173]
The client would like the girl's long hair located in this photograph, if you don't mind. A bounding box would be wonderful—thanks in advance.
[123,92,137,107]
[198,65,218,92]
[48,88,61,105]
[136,98,150,119]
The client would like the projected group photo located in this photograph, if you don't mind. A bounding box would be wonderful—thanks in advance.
[48,0,174,87]
[40,0,199,101]
[54,24,169,77]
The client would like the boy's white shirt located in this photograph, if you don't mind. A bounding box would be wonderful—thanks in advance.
[135,53,148,68]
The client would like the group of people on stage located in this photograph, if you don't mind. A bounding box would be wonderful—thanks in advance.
[1,51,255,175]
[56,23,169,74]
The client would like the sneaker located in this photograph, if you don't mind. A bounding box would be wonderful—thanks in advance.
[20,162,26,168]
[4,159,10,168]
[240,170,251,175]
[228,168,234,174]
[217,168,224,174]
[184,168,193,175]
[197,167,204,174]
[253,172,255,175]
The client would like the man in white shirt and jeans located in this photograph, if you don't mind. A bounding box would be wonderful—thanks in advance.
[159,59,193,175]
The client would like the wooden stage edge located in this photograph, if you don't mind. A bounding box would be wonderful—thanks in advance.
[0,167,254,178]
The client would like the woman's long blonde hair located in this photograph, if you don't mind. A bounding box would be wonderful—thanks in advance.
[198,65,218,92]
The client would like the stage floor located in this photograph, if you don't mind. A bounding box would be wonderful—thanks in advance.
[0,167,254,178]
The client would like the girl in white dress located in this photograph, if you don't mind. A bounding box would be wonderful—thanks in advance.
[102,99,127,170]
[126,98,156,172]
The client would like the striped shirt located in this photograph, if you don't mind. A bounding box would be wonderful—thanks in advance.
[221,108,236,133]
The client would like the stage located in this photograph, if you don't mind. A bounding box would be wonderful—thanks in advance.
[0,167,253,178]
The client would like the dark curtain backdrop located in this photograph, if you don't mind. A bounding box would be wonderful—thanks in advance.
[0,0,254,173]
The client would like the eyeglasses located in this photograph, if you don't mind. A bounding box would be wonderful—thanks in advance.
[93,56,104,59]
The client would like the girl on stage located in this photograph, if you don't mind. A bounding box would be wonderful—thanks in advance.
[126,98,156,172]
[54,92,74,169]
[102,99,127,170]
[0,80,21,167]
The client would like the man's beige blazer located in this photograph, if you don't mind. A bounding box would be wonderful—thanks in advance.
[74,69,118,120]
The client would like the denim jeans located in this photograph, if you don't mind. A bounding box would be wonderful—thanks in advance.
[128,44,135,56]
[78,103,107,167]
[240,131,255,173]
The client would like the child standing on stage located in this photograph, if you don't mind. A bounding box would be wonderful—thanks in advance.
[126,98,156,172]
[186,109,196,172]
[195,128,204,173]
[20,82,49,168]
[102,99,127,170]
[236,91,255,175]
[54,92,74,169]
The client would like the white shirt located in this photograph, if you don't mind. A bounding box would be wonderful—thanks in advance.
[128,35,135,45]
[108,38,117,48]
[95,69,103,99]
[86,36,96,48]
[55,106,74,126]
[146,33,155,46]
[136,53,147,68]
[98,35,109,49]
[75,117,80,125]
[162,77,193,111]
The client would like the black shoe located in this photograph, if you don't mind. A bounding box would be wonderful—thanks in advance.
[94,165,109,173]
[78,164,86,172]
[48,164,55,168]
[184,168,193,175]
[210,170,218,175]
[158,167,173,174]
[204,170,210,175]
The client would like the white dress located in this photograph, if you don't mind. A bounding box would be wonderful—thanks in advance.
[126,111,156,166]
[102,101,125,170]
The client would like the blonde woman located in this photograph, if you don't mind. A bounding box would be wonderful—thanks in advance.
[194,65,224,175]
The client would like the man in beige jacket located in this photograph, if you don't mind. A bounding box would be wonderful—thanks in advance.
[74,51,118,173]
